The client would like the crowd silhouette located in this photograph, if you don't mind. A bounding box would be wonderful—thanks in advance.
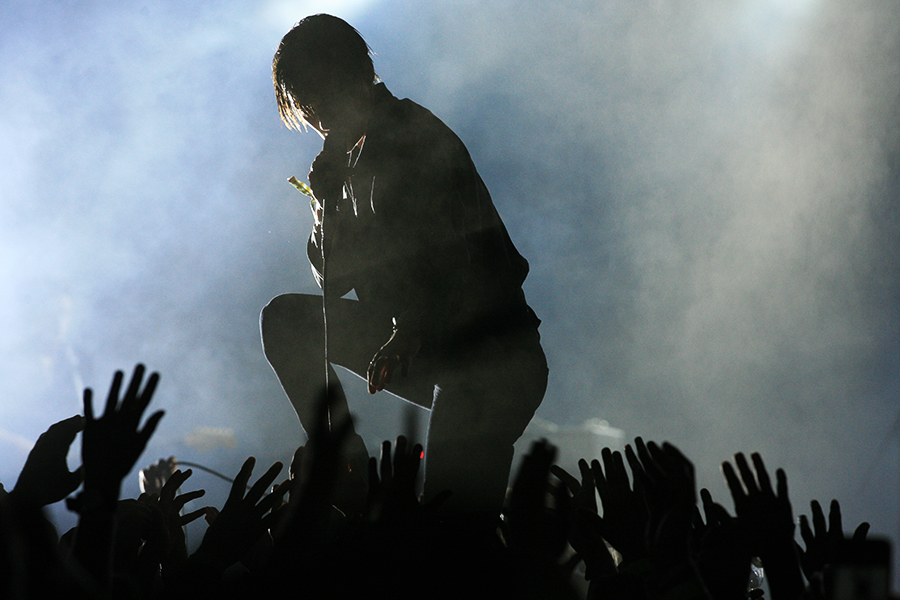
[0,363,890,599]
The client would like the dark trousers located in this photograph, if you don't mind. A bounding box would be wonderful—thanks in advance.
[260,293,548,513]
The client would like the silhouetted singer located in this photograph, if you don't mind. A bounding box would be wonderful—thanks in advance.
[261,14,547,513]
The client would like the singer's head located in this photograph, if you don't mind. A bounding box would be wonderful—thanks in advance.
[273,14,377,135]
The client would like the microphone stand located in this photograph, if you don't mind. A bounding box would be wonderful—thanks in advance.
[290,133,352,433]
[319,182,335,431]
[316,135,351,433]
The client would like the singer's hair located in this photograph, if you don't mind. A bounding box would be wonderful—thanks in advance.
[273,14,377,131]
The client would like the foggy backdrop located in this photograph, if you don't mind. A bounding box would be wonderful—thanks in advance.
[2,0,899,581]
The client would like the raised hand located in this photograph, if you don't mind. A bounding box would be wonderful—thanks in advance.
[797,498,869,583]
[721,452,803,600]
[193,457,287,571]
[551,458,597,515]
[81,364,165,495]
[721,452,794,556]
[70,365,164,590]
[367,326,421,394]
[606,439,714,600]
[590,445,651,563]
[692,488,753,600]
[504,439,570,565]
[139,456,178,496]
[366,435,425,521]
[551,459,618,581]
[633,439,696,554]
[11,414,84,507]
[139,468,207,570]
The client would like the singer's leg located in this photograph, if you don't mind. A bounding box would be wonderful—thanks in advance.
[260,293,434,453]
[262,294,363,450]
[422,328,547,514]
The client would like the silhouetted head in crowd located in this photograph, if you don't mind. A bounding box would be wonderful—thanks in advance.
[273,14,377,140]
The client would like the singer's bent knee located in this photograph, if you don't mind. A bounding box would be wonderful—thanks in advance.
[260,294,321,353]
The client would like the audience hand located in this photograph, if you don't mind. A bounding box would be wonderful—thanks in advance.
[551,459,618,580]
[504,439,570,564]
[797,498,869,583]
[632,438,696,558]
[366,435,425,521]
[139,468,207,570]
[139,456,178,496]
[9,357,896,600]
[81,364,165,496]
[692,488,753,600]
[722,452,793,556]
[591,446,651,563]
[194,457,287,570]
[722,452,803,600]
[68,364,165,591]
[12,414,84,507]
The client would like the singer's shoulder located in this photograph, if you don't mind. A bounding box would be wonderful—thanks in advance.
[370,84,468,161]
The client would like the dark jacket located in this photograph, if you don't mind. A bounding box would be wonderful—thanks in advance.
[308,83,538,351]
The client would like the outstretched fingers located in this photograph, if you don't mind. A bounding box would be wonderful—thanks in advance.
[811,499,827,537]
[160,468,191,503]
[131,370,160,425]
[734,453,758,495]
[103,370,125,417]
[700,487,730,525]
[852,521,870,542]
[123,365,144,406]
[136,410,165,452]
[721,461,745,503]
[827,499,842,535]
[85,365,163,435]
[245,461,284,507]
[550,464,581,497]
[379,439,393,484]
[181,507,210,526]
[83,388,95,422]
[775,467,789,501]
[750,453,772,495]
[259,480,291,518]
[229,457,257,505]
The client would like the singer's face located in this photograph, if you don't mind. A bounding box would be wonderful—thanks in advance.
[300,104,328,138]
[299,83,369,141]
